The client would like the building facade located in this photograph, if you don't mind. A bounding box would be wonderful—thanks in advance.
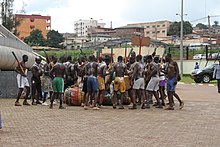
[74,19,105,37]
[114,26,145,39]
[127,20,172,40]
[15,14,51,40]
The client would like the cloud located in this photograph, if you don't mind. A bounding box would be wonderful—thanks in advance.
[13,0,220,32]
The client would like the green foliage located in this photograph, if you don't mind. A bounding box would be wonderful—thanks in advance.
[196,23,208,29]
[47,30,64,48]
[168,21,193,37]
[213,21,219,27]
[38,49,94,63]
[1,0,15,32]
[24,29,47,46]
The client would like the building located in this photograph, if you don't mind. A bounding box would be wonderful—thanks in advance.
[15,14,51,40]
[114,26,145,39]
[74,19,105,37]
[127,20,172,40]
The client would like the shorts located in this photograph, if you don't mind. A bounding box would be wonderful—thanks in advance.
[17,74,29,88]
[114,77,126,93]
[53,77,64,93]
[124,76,131,90]
[133,78,145,90]
[97,76,105,90]
[87,76,98,92]
[82,77,88,93]
[167,77,176,92]
[31,77,42,96]
[146,76,159,91]
[42,76,53,93]
[159,80,166,87]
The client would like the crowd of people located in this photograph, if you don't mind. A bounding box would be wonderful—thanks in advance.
[14,51,184,110]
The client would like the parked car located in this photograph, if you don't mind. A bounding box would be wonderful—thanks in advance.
[211,53,220,60]
[190,63,217,83]
[193,54,206,60]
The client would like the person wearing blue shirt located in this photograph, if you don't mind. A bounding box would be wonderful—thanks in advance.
[194,62,199,69]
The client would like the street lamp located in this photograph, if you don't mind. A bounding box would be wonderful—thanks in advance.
[176,0,185,78]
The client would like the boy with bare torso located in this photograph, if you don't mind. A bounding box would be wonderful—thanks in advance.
[50,57,66,109]
[84,55,99,110]
[112,56,127,109]
[165,54,184,110]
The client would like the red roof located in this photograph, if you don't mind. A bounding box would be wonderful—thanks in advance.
[15,14,51,20]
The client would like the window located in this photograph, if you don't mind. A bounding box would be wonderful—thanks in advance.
[162,24,166,27]
[146,26,150,28]
[152,25,155,28]
[152,31,155,33]
[157,31,160,33]
[146,31,150,34]
[46,26,51,30]
[46,19,51,23]
[162,30,166,33]
[157,25,160,27]
[30,25,35,29]
[30,18,34,22]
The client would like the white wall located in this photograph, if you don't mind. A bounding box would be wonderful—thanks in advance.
[176,60,215,74]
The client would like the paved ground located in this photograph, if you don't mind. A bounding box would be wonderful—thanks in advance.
[0,84,220,147]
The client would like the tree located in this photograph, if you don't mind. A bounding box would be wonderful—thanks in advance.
[1,0,15,31]
[47,30,64,48]
[213,21,219,27]
[24,29,46,46]
[168,21,193,37]
[196,23,208,29]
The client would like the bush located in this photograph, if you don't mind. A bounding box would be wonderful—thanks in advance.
[38,49,94,63]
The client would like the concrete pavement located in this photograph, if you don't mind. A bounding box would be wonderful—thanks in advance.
[0,84,220,147]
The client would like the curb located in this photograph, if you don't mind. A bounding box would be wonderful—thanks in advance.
[178,82,216,87]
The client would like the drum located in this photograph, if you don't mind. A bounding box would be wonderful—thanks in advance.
[102,91,112,106]
[124,76,131,91]
[64,87,84,106]
[102,91,131,106]
[123,97,131,105]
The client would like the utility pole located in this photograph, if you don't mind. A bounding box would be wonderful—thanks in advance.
[180,0,184,78]
[208,15,212,49]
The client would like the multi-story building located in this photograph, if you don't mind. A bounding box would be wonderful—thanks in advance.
[74,19,105,37]
[114,26,145,39]
[15,14,51,40]
[127,20,172,40]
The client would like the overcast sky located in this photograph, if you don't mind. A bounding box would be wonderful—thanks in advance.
[14,0,220,33]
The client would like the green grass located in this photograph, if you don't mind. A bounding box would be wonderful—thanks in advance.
[180,75,217,84]
[180,75,194,83]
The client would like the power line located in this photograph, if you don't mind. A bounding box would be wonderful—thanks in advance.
[191,15,220,23]
[191,17,207,23]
